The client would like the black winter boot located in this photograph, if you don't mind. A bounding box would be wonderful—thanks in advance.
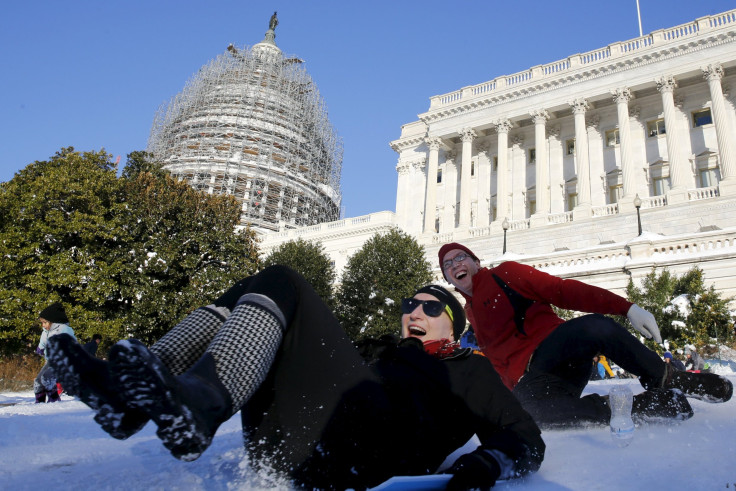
[46,388,61,403]
[34,392,46,403]
[663,364,733,403]
[109,339,233,462]
[46,333,149,439]
[632,389,693,423]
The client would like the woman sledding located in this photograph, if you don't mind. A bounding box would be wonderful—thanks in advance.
[47,264,544,490]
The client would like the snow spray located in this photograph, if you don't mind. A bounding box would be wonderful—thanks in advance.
[609,384,634,447]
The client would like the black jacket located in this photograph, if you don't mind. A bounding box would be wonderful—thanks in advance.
[358,336,545,483]
[82,340,98,356]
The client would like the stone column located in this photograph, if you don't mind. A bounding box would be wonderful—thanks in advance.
[440,152,457,232]
[612,88,637,210]
[395,160,412,231]
[547,126,565,214]
[530,109,550,226]
[586,115,606,207]
[476,142,491,226]
[423,137,442,233]
[703,63,736,194]
[570,98,592,218]
[495,119,512,222]
[459,127,476,228]
[511,136,525,221]
[410,159,426,233]
[656,75,690,203]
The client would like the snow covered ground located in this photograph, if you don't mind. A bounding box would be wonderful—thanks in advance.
[2,365,735,490]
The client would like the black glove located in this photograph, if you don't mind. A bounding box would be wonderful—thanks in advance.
[355,334,400,363]
[446,450,501,491]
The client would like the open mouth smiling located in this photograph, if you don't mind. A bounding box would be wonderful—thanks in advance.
[408,326,426,336]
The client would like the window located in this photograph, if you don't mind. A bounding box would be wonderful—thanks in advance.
[692,108,713,127]
[434,218,440,233]
[647,119,666,137]
[567,193,578,211]
[437,168,442,184]
[605,129,620,147]
[493,156,498,171]
[699,168,720,187]
[528,148,536,164]
[608,185,623,204]
[694,151,720,188]
[652,177,670,196]
[528,200,536,217]
[566,139,575,155]
[471,162,475,177]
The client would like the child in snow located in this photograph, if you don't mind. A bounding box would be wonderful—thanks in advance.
[439,242,733,428]
[34,302,75,403]
[684,347,706,371]
[664,351,686,371]
[47,265,545,490]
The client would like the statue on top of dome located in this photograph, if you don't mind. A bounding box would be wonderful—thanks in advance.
[269,12,278,31]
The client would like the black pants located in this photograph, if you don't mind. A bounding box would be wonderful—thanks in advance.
[512,314,666,427]
[235,266,433,489]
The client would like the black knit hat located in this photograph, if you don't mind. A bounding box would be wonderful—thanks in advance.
[39,302,69,324]
[412,285,466,341]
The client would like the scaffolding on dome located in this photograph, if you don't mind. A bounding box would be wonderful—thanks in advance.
[146,26,342,234]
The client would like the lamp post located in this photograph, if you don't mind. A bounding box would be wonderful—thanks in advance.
[633,194,642,236]
[502,217,509,253]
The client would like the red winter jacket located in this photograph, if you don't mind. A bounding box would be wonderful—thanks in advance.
[457,261,633,390]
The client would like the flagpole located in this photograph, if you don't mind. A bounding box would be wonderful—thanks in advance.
[636,0,643,37]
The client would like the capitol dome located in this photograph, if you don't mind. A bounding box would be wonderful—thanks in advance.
[147,13,342,233]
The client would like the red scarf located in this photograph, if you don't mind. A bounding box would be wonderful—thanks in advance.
[422,338,460,359]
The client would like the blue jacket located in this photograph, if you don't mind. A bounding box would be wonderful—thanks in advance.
[37,323,76,358]
[597,362,606,379]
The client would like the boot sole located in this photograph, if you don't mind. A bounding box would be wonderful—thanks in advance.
[109,341,211,462]
[676,373,733,403]
[47,336,148,440]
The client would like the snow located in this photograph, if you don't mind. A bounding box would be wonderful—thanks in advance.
[664,294,691,317]
[2,370,736,490]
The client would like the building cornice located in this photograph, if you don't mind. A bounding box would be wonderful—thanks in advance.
[390,134,426,152]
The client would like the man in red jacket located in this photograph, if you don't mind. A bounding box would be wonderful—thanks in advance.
[439,242,732,427]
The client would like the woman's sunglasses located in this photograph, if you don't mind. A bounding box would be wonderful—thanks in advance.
[401,298,452,321]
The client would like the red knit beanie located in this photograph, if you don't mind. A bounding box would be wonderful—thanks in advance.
[438,243,479,280]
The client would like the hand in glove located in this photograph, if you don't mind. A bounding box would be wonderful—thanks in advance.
[627,304,662,344]
[35,346,44,356]
[446,450,501,491]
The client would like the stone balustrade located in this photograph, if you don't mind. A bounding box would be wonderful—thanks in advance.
[592,204,618,217]
[641,196,667,209]
[428,9,736,110]
[547,211,573,224]
[689,186,720,201]
[262,211,396,243]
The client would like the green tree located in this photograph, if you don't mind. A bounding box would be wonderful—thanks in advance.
[0,148,260,354]
[336,229,433,341]
[673,269,734,348]
[263,238,335,307]
[120,150,167,180]
[625,267,734,351]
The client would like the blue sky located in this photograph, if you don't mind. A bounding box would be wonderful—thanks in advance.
[1,1,734,218]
